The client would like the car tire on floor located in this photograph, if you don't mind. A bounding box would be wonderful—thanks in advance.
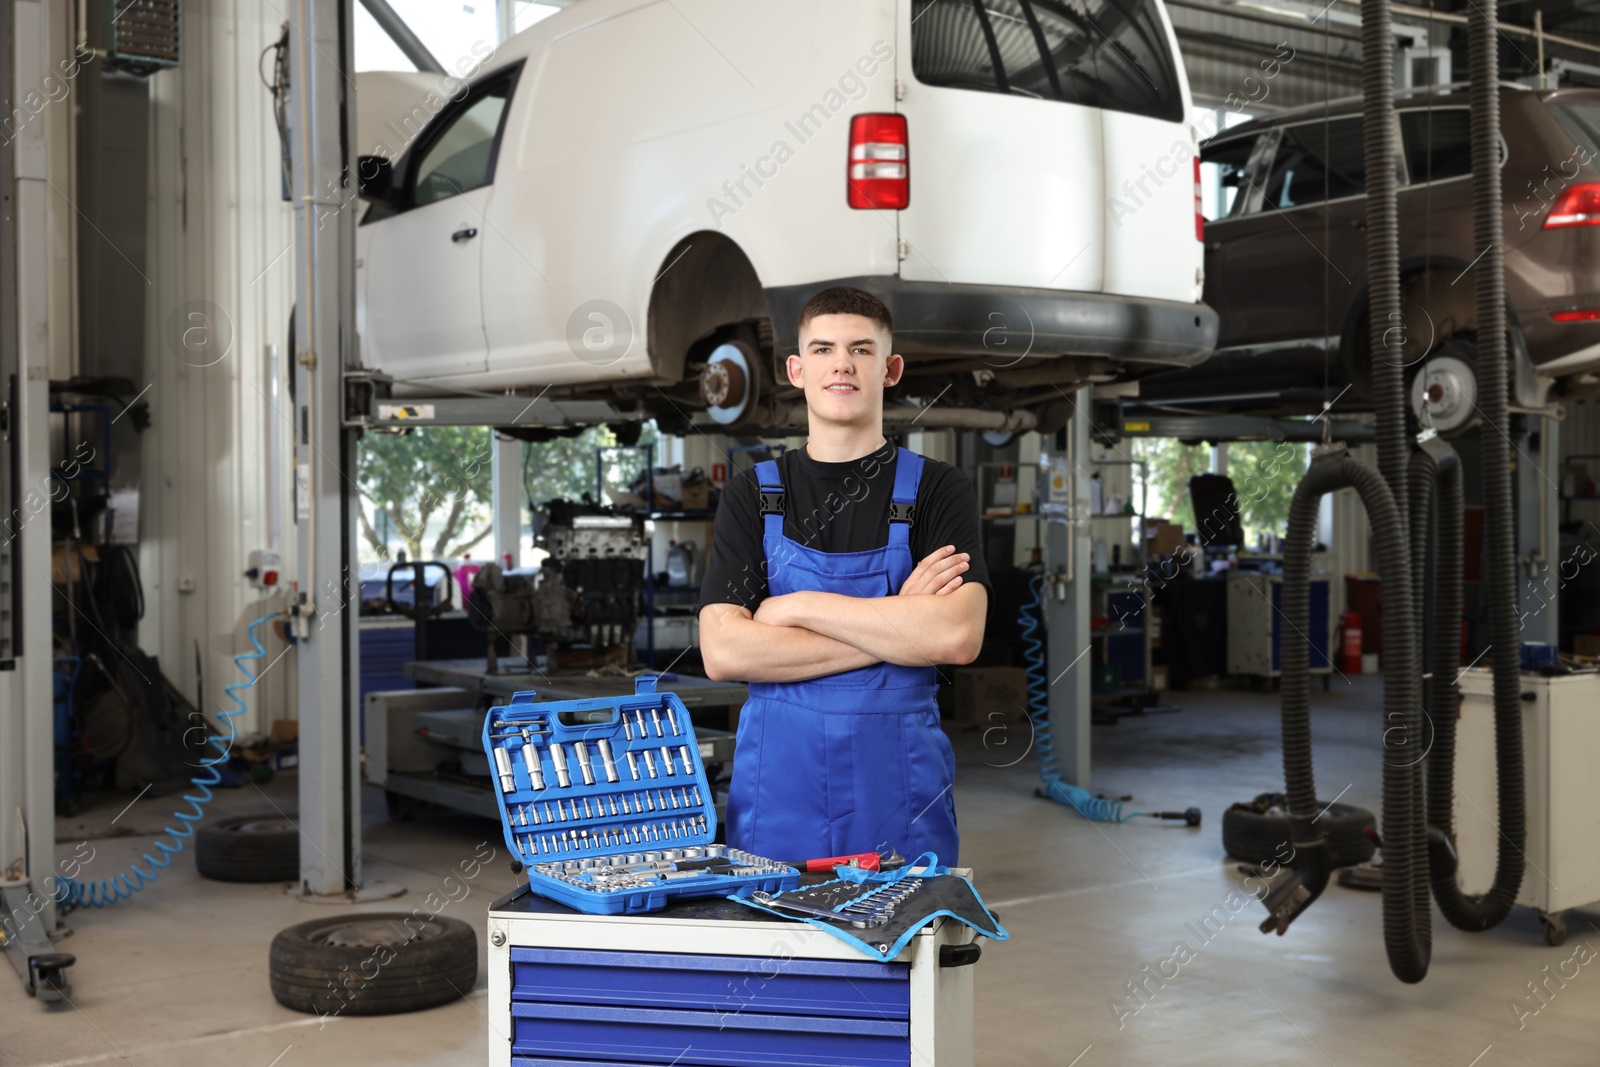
[269,913,478,1016]
[195,813,301,883]
[1222,795,1376,869]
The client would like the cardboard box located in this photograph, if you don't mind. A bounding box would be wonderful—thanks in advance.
[51,543,99,584]
[1144,519,1185,561]
[951,666,1029,724]
[1574,634,1600,658]
[680,471,711,509]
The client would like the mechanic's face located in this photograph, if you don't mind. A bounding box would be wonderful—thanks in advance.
[788,313,903,430]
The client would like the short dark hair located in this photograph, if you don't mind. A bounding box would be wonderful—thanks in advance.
[797,286,893,344]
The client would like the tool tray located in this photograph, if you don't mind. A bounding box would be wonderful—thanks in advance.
[482,675,798,915]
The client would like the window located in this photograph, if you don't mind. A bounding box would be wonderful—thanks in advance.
[409,83,510,208]
[1399,108,1472,184]
[353,0,501,73]
[510,1,561,35]
[910,0,1184,121]
[1199,136,1255,220]
[1544,99,1600,165]
[1260,117,1366,211]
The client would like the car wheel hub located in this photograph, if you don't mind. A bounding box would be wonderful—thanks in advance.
[1411,354,1477,432]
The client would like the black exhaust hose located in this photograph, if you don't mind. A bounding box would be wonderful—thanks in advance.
[1467,0,1528,926]
[1408,439,1459,761]
[1276,448,1429,981]
[1360,0,1430,981]
[1408,443,1445,675]
[1413,438,1515,925]
[1361,0,1407,520]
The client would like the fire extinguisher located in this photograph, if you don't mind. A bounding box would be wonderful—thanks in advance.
[1340,612,1363,674]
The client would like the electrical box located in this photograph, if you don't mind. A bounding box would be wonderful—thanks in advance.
[245,549,281,590]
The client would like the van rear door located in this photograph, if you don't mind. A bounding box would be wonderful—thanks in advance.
[896,0,1191,301]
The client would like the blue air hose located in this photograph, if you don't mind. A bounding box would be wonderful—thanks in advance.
[1020,574,1135,823]
[56,611,282,908]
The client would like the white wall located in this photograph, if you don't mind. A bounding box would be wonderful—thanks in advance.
[139,5,297,736]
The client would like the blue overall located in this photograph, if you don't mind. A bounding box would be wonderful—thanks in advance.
[725,447,960,866]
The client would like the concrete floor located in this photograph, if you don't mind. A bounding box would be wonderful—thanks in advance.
[8,677,1597,1066]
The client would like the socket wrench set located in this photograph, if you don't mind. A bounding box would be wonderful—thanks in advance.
[480,675,799,914]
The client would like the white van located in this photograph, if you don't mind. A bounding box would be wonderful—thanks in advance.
[354,0,1215,433]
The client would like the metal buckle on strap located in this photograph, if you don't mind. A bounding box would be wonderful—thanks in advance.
[759,491,786,516]
[889,502,916,525]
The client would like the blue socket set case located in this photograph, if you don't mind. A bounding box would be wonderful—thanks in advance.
[481,675,799,915]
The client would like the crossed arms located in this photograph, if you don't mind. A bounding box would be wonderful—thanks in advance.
[699,545,987,684]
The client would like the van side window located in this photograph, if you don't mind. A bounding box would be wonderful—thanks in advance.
[1260,117,1366,210]
[409,84,511,209]
[910,0,1184,122]
[1399,109,1472,184]
[1200,137,1256,220]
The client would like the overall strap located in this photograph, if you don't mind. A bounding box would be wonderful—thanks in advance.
[755,458,785,541]
[887,448,924,590]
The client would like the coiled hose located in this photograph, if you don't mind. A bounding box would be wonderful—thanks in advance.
[1410,437,1517,927]
[1277,449,1430,983]
[1020,573,1133,824]
[1463,0,1529,930]
[56,612,282,908]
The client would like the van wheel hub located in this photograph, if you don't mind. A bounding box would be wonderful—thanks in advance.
[700,342,758,425]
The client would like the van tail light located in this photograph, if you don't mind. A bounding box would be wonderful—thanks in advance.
[848,114,908,209]
[1551,309,1600,322]
[1543,183,1600,228]
[1194,156,1204,241]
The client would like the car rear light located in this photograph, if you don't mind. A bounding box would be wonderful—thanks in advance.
[1551,309,1600,322]
[1194,156,1204,242]
[848,114,908,209]
[1543,183,1600,228]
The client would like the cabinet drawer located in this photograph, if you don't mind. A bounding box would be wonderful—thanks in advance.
[510,1002,910,1066]
[510,946,909,1019]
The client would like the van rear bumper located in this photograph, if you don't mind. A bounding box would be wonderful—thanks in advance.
[765,277,1218,367]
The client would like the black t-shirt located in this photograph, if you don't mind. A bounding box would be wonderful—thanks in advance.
[696,440,991,612]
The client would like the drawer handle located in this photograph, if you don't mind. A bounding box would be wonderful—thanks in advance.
[939,943,982,968]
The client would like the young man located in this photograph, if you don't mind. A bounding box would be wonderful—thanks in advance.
[697,286,990,867]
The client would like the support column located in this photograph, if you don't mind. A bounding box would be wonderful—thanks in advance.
[492,433,522,568]
[1516,417,1560,646]
[1042,389,1093,787]
[2,0,73,997]
[288,0,362,897]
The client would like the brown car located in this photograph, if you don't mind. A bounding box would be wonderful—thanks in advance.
[1140,84,1600,428]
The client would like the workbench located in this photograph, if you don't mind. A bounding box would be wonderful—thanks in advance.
[369,667,745,824]
[486,881,979,1066]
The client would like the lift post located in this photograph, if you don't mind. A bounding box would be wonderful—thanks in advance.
[1041,388,1094,787]
[287,0,364,899]
[0,0,74,999]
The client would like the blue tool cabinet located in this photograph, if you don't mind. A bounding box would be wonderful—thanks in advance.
[487,887,977,1067]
